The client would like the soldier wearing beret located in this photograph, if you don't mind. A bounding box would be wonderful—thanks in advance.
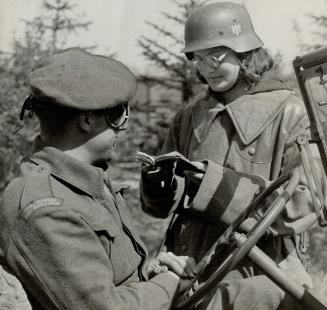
[0,47,196,310]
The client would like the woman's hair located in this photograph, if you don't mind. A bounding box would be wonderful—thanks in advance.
[186,47,274,87]
[239,47,273,85]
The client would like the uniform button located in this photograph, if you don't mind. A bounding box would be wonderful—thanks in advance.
[248,147,256,155]
[181,244,188,252]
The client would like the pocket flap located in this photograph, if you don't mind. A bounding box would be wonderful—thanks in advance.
[112,183,130,193]
[83,213,121,237]
[234,140,272,164]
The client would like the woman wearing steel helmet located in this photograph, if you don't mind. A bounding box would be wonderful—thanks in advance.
[141,2,321,309]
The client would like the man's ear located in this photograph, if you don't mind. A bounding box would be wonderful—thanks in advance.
[78,111,93,132]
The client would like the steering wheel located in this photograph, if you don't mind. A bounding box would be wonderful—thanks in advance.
[174,171,299,309]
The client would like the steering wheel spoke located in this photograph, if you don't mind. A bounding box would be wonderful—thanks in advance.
[174,172,299,309]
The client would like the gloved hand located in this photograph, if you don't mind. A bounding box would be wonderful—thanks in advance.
[142,163,175,193]
[140,162,179,218]
[183,161,207,185]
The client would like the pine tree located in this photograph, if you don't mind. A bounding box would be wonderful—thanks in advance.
[0,0,92,193]
[138,0,204,104]
[123,0,206,159]
[293,1,327,51]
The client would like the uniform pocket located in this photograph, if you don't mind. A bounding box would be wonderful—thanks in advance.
[82,214,120,238]
[234,140,273,164]
[82,212,140,284]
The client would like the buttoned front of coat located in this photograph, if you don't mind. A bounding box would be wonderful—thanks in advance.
[0,143,179,310]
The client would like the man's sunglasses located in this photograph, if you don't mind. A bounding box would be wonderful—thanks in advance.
[104,102,130,131]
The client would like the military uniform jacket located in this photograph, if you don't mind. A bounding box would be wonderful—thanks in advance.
[141,80,321,287]
[0,141,179,310]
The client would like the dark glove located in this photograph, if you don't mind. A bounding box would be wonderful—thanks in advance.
[141,163,178,218]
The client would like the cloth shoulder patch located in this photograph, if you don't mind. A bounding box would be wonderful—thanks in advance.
[21,197,63,220]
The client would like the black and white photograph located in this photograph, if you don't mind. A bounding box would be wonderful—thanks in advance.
[1,0,327,309]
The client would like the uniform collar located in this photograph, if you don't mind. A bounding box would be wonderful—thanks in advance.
[191,87,292,145]
[28,137,106,198]
[191,92,226,143]
[225,89,292,145]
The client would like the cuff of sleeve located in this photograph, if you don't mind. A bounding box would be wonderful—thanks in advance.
[190,160,224,213]
[149,273,180,300]
[188,161,269,224]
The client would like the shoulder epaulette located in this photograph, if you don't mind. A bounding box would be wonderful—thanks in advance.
[20,165,63,220]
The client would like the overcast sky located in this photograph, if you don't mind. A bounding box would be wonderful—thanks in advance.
[0,0,326,75]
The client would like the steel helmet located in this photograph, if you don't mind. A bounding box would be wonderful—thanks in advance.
[184,2,263,53]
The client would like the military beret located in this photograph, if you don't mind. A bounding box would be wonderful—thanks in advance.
[29,47,137,110]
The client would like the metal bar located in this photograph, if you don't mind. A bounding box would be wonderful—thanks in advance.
[235,233,327,310]
[303,141,327,225]
[296,134,327,226]
[294,46,327,69]
[293,58,327,182]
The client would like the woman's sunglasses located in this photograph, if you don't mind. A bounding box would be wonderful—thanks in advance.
[190,51,229,70]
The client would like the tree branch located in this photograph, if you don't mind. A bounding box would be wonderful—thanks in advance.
[145,21,183,45]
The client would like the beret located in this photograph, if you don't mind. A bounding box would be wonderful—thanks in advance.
[29,47,137,110]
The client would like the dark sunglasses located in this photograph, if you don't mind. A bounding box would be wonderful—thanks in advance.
[104,103,130,131]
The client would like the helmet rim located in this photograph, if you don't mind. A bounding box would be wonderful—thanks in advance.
[183,32,263,53]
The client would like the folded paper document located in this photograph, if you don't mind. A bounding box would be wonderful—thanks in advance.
[135,151,205,174]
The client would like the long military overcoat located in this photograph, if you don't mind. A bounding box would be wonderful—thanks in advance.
[141,80,320,292]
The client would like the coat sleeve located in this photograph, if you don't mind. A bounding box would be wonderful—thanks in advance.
[7,204,180,310]
[186,160,269,226]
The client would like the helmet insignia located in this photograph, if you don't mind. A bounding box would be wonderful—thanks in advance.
[231,19,242,36]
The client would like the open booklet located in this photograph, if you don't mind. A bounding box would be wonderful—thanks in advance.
[135,151,205,174]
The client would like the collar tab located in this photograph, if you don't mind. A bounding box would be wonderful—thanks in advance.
[29,143,105,198]
[226,90,293,145]
[191,93,225,143]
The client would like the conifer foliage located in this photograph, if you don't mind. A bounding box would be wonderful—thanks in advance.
[0,0,92,193]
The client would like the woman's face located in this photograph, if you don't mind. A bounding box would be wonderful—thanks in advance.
[192,46,241,92]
